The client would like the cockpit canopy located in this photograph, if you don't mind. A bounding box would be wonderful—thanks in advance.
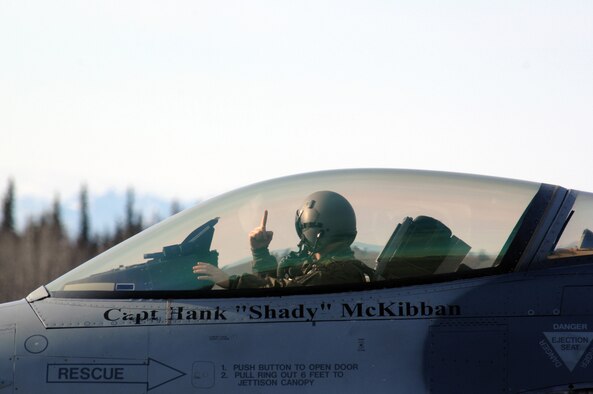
[46,169,542,295]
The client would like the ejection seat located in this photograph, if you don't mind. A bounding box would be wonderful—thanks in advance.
[374,216,471,280]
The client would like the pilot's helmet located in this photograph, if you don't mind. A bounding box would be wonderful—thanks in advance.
[295,191,357,251]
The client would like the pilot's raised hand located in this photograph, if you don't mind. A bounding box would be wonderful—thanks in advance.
[193,263,230,289]
[249,210,274,250]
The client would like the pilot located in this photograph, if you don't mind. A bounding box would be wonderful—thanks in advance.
[193,191,374,288]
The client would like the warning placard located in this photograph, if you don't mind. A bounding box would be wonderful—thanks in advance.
[543,332,593,372]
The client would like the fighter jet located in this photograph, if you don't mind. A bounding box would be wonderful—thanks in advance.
[1,168,592,393]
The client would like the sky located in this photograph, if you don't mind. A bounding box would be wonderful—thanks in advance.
[1,1,592,209]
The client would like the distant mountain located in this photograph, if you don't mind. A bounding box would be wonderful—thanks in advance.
[15,191,198,238]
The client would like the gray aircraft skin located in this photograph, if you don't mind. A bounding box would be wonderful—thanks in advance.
[2,169,593,393]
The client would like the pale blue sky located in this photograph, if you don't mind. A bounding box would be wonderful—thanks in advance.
[1,1,592,202]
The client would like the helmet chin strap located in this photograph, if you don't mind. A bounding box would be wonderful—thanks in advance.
[297,238,306,253]
[311,230,325,255]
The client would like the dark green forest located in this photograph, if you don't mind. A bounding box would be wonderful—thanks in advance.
[0,179,178,303]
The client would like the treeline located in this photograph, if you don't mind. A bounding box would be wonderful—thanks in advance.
[0,179,179,303]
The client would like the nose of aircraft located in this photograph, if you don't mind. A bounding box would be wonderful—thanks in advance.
[0,300,22,390]
[0,297,48,392]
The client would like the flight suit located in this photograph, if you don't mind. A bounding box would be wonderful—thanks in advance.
[228,247,372,289]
